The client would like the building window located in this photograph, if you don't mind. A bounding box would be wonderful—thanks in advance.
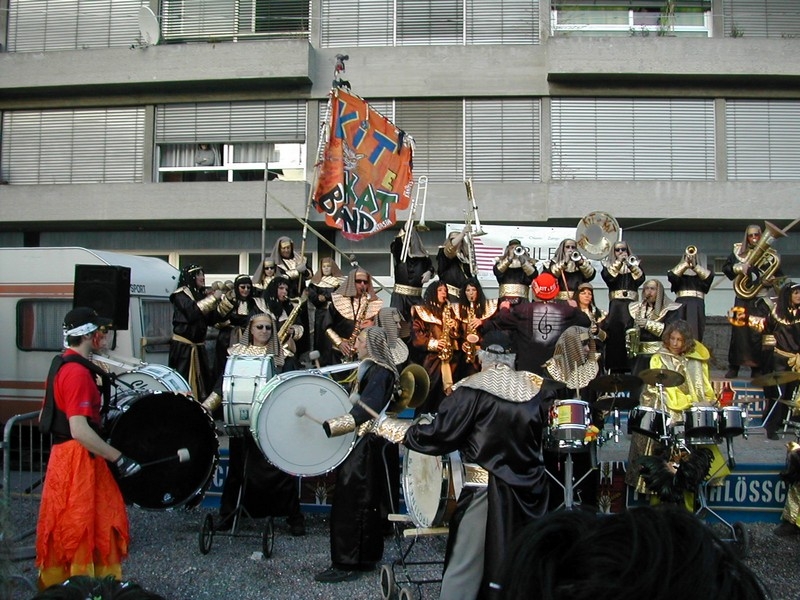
[551,1,711,37]
[1,108,146,185]
[727,100,800,180]
[724,0,800,38]
[7,0,141,53]
[550,98,715,180]
[155,101,307,182]
[320,0,539,47]
[157,142,305,182]
[161,0,310,42]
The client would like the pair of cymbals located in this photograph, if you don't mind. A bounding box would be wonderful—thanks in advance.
[751,371,800,387]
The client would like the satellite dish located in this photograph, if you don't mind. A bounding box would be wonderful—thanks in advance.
[138,6,161,47]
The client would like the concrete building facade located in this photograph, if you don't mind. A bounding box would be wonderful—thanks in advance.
[1,0,798,309]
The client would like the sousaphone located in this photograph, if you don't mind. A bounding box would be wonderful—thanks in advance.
[575,212,621,260]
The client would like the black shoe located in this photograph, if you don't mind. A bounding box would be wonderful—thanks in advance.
[314,566,359,583]
[773,521,800,537]
[725,368,739,379]
[767,431,780,440]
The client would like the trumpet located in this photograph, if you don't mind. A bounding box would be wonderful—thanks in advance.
[400,175,429,262]
[626,255,639,267]
[685,245,697,256]
[570,250,584,263]
[513,245,531,257]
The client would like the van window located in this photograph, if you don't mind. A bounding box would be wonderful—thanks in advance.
[17,299,72,351]
[142,299,173,352]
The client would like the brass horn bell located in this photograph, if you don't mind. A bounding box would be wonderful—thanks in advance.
[394,363,430,410]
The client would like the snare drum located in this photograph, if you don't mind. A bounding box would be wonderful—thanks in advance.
[684,406,719,444]
[719,405,746,438]
[222,355,276,433]
[114,364,191,405]
[105,391,219,510]
[250,371,355,477]
[628,406,670,440]
[546,399,591,452]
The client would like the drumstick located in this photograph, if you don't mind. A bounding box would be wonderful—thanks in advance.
[350,393,380,420]
[139,448,191,469]
[295,406,324,426]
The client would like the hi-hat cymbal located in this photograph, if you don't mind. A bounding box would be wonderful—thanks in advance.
[639,368,685,388]
[594,394,639,411]
[751,371,800,387]
[588,374,643,394]
[778,399,800,409]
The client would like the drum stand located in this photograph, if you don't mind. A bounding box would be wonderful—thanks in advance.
[198,435,275,558]
[546,445,597,511]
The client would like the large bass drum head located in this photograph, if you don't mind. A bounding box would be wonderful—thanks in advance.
[251,372,355,477]
[107,392,219,510]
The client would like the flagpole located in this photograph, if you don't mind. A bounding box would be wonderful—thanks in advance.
[261,162,269,263]
[300,54,349,260]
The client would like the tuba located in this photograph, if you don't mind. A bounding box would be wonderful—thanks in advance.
[575,212,620,260]
[733,221,785,300]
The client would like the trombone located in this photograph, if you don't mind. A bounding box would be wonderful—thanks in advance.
[400,175,429,263]
[464,178,486,275]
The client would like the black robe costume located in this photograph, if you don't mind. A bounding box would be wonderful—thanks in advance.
[330,363,397,569]
[601,264,646,372]
[493,301,590,376]
[168,286,218,399]
[437,248,473,302]
[668,268,714,342]
[404,378,551,600]
[390,236,434,323]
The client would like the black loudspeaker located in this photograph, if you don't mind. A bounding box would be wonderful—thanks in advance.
[73,264,131,330]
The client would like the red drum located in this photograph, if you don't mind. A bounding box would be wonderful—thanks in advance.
[546,399,591,452]
[684,406,719,444]
[106,391,219,510]
[627,406,670,440]
[719,406,746,438]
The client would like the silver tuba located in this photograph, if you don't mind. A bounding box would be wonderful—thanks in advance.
[575,212,620,261]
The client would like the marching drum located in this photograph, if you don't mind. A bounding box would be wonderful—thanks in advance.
[719,405,746,438]
[114,364,191,404]
[250,371,356,477]
[402,416,464,528]
[684,406,719,444]
[546,399,591,452]
[627,406,670,440]
[105,391,219,510]
[222,355,276,434]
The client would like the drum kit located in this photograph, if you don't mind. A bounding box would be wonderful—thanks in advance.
[625,368,747,470]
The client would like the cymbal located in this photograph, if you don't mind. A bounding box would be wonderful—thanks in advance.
[751,371,800,387]
[588,374,643,394]
[778,399,800,409]
[639,368,685,388]
[594,395,639,411]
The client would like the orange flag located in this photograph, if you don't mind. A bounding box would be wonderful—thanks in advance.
[313,88,414,241]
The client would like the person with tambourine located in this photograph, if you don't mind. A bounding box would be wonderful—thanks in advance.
[36,308,141,590]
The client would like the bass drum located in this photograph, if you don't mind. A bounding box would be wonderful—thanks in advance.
[105,391,219,510]
[114,364,191,405]
[402,416,464,528]
[222,355,276,434]
[250,371,355,477]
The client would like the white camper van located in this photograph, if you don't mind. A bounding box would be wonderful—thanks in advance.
[0,247,179,423]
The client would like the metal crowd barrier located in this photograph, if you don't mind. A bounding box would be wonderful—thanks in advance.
[2,411,48,508]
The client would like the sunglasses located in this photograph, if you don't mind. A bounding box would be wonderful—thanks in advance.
[355,279,369,284]
[238,284,251,289]
[264,266,276,270]
[254,324,272,331]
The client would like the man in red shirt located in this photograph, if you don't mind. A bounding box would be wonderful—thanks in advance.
[36,307,141,589]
